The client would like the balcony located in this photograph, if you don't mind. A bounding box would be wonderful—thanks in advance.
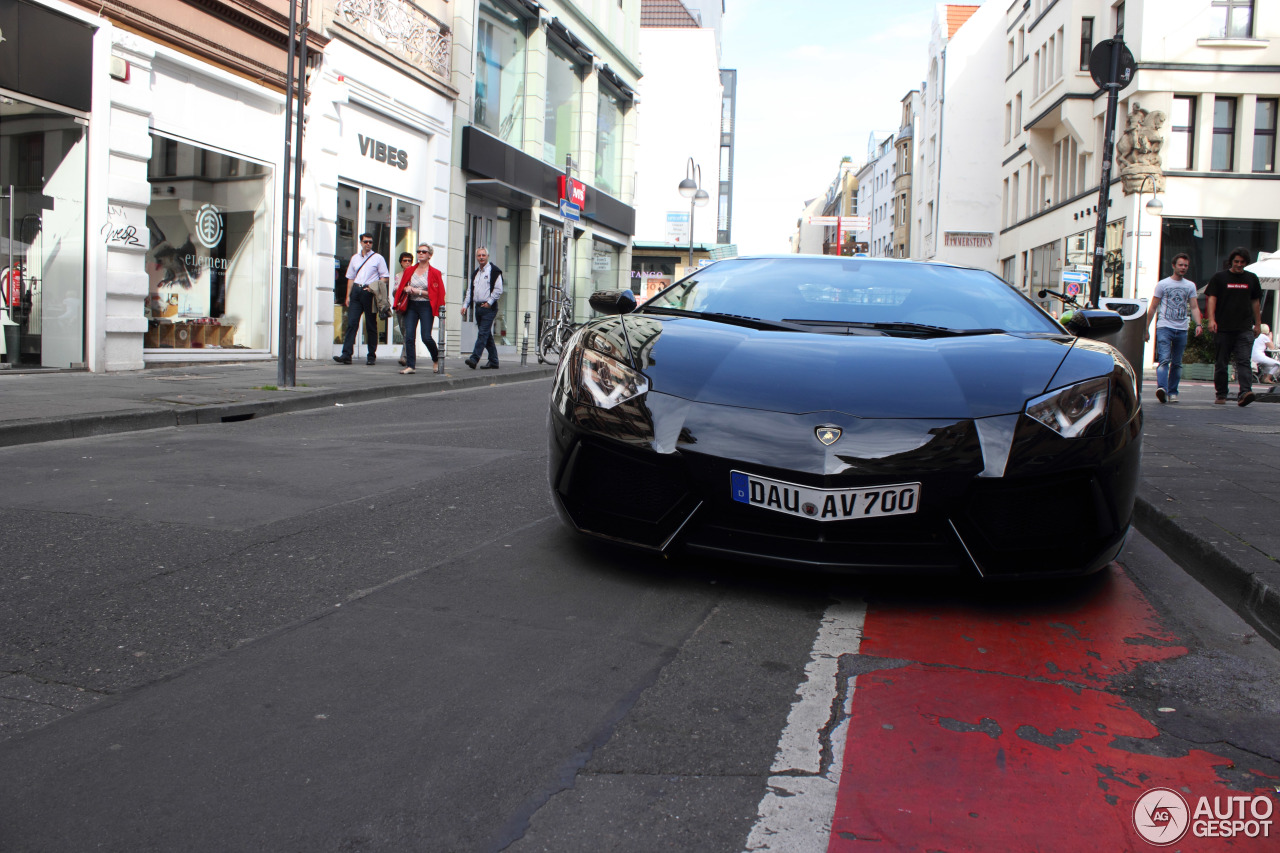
[333,0,452,79]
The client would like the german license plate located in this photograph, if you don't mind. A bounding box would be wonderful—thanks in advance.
[730,471,921,522]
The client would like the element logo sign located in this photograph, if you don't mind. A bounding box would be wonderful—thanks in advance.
[195,204,224,249]
[1133,788,1190,845]
[815,426,842,446]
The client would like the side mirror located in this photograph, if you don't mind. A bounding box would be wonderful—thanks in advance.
[589,288,637,315]
[1063,308,1124,337]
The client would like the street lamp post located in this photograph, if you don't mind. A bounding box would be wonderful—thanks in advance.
[678,157,710,270]
[1132,174,1164,299]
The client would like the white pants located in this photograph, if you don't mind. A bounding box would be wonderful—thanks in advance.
[1256,355,1280,378]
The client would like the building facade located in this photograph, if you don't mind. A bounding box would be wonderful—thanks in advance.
[447,0,641,361]
[894,89,921,258]
[2,0,320,371]
[995,0,1280,357]
[631,0,731,293]
[915,2,1003,270]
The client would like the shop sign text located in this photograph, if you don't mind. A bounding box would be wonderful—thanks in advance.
[358,134,409,170]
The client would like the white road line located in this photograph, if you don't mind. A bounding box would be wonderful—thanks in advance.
[743,599,866,852]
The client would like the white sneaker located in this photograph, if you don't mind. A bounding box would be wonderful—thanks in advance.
[1168,392,1179,402]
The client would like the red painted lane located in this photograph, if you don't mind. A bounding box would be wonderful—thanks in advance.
[829,569,1276,852]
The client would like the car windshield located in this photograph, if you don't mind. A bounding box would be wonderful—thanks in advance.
[642,257,1063,335]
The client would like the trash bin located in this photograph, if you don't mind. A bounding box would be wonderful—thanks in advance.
[1096,298,1148,377]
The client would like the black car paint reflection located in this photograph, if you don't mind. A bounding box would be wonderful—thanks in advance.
[549,257,1142,578]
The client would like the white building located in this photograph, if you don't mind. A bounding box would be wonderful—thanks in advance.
[867,132,898,257]
[631,0,734,291]
[445,0,642,359]
[916,2,1004,270]
[994,0,1280,363]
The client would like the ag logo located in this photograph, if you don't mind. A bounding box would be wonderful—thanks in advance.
[1133,788,1189,845]
[815,426,842,446]
[195,204,223,249]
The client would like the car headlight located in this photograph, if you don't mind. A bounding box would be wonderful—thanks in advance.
[576,348,650,409]
[1025,377,1110,438]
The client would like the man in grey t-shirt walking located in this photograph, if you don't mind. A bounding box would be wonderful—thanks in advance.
[1144,252,1203,403]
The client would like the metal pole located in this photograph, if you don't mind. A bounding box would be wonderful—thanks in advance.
[687,193,695,269]
[282,0,309,387]
[564,155,573,325]
[521,311,530,365]
[1088,38,1125,308]
[276,0,299,387]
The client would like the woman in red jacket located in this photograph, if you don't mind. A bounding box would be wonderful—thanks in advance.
[399,243,445,374]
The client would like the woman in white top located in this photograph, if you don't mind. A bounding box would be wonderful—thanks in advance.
[1253,324,1280,381]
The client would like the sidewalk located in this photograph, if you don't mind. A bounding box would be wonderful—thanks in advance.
[0,357,556,447]
[0,361,1277,646]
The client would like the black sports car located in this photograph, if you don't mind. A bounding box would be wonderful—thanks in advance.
[547,256,1141,578]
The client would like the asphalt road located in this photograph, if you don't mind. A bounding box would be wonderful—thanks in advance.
[1,378,1277,852]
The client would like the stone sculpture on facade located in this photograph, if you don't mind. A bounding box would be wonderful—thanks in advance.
[1117,102,1166,194]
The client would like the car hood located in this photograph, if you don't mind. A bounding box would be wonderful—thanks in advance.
[613,315,1099,419]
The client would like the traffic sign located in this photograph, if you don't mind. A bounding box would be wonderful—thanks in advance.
[559,199,581,222]
[1088,39,1136,91]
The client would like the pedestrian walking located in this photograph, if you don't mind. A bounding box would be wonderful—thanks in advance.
[394,251,413,366]
[1144,252,1203,404]
[461,246,503,370]
[336,233,389,365]
[400,244,445,375]
[1206,247,1263,407]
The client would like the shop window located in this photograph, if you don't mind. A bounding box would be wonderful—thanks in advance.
[590,241,620,297]
[1160,217,1277,288]
[1212,97,1237,172]
[1,99,87,367]
[145,133,273,351]
[475,0,527,145]
[544,45,581,167]
[1253,98,1276,173]
[595,85,625,196]
[631,258,677,302]
[1168,96,1196,170]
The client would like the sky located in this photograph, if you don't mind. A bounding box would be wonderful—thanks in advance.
[719,0,948,253]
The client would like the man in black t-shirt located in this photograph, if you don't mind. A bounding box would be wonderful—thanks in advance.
[1205,248,1263,406]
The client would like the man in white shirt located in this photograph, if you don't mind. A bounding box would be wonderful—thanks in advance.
[1143,252,1202,403]
[461,246,504,369]
[336,232,389,365]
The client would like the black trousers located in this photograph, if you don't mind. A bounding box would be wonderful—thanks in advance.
[341,286,377,358]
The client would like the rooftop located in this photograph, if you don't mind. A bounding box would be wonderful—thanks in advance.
[946,4,980,38]
[641,0,700,27]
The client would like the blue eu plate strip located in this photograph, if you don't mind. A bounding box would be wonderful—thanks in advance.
[731,471,749,503]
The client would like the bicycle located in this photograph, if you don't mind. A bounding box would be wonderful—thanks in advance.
[537,287,578,365]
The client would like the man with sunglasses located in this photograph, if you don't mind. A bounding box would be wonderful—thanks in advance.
[336,233,389,365]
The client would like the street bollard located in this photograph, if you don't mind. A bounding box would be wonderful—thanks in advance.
[436,307,446,374]
[521,311,530,366]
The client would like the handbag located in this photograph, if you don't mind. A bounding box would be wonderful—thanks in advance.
[393,279,410,313]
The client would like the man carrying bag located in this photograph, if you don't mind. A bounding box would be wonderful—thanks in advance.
[336,232,390,365]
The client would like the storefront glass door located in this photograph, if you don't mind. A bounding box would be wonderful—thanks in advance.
[333,181,419,354]
[1,99,87,368]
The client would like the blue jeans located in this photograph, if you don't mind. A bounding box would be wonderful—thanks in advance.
[1154,326,1188,394]
[470,305,499,365]
[403,301,439,368]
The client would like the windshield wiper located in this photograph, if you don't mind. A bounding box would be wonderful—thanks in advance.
[840,322,1008,337]
[640,307,808,332]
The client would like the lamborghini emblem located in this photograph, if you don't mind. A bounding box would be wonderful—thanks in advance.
[816,426,842,446]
